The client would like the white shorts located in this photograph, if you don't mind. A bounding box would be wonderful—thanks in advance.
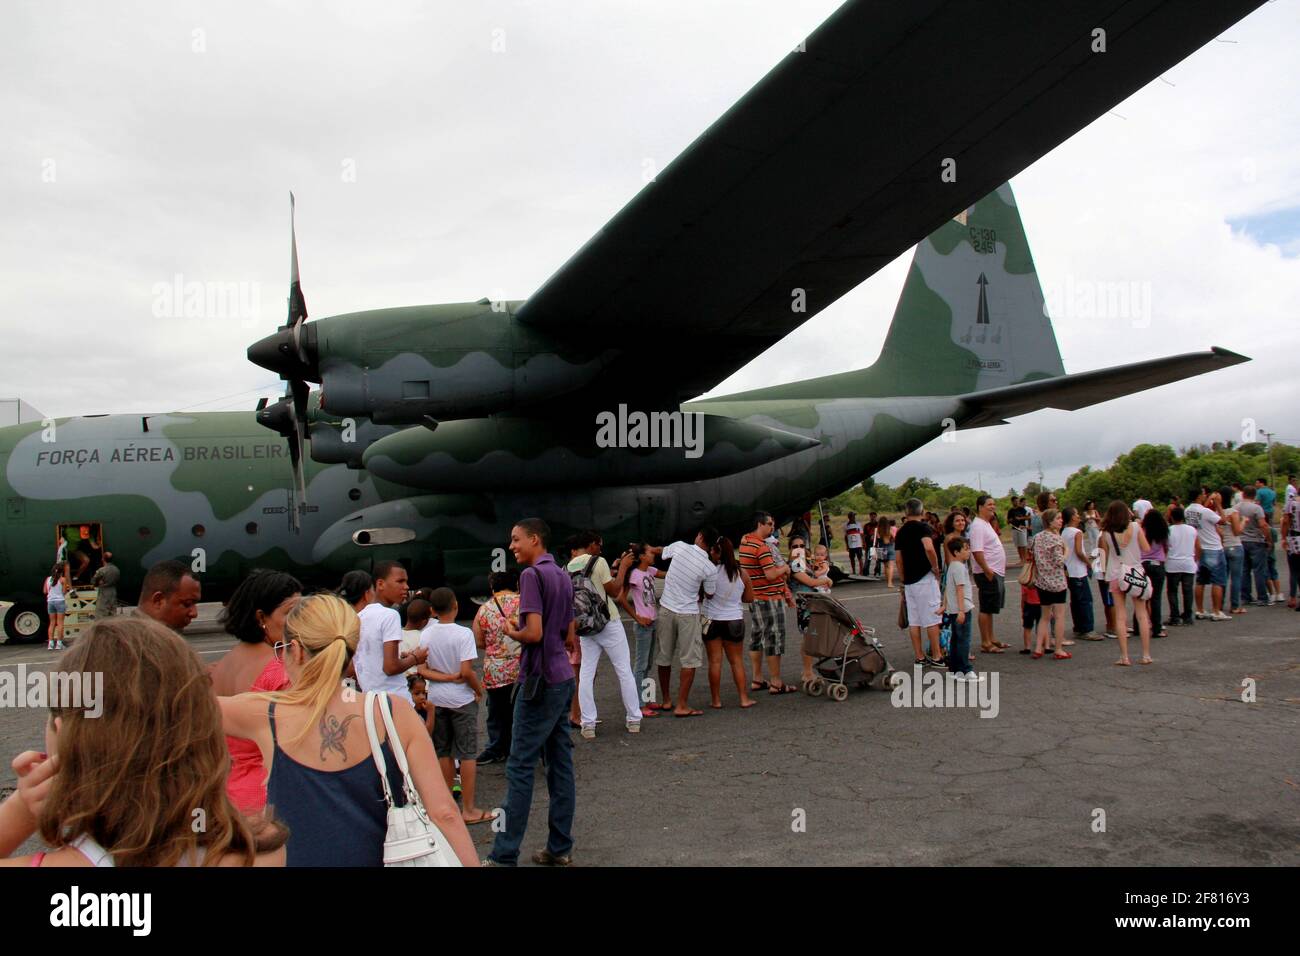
[904,576,943,629]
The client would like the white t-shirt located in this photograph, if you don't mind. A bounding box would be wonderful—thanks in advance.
[659,541,718,614]
[1165,524,1198,574]
[944,561,974,613]
[1062,526,1089,578]
[968,517,1006,576]
[356,603,410,703]
[399,627,423,676]
[702,568,745,621]
[844,523,864,549]
[418,621,477,709]
[1184,503,1223,551]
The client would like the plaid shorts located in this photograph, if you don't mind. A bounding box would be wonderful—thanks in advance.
[748,599,788,656]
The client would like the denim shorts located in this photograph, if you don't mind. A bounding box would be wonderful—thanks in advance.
[47,600,66,615]
[1196,548,1227,588]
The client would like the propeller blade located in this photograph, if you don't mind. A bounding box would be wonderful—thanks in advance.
[289,378,310,525]
[286,191,308,331]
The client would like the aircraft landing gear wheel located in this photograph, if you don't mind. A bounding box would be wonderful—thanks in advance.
[829,683,849,702]
[805,677,825,697]
[3,604,47,644]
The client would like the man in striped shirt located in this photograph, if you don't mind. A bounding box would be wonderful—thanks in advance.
[738,512,798,694]
[655,526,720,717]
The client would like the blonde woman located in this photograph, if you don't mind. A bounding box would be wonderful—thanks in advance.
[219,593,479,867]
[1,617,287,866]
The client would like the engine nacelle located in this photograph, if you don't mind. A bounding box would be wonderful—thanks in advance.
[361,413,819,491]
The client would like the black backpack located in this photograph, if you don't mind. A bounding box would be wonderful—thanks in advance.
[571,554,612,636]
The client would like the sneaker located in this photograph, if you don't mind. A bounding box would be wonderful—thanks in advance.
[1105,632,1117,640]
[953,671,985,682]
[55,641,65,650]
[47,640,54,650]
[580,725,596,740]
[1078,632,1105,641]
[476,752,504,765]
[1195,611,1210,620]
[626,719,641,734]
[1211,611,1231,621]
[531,849,573,866]
[924,656,945,667]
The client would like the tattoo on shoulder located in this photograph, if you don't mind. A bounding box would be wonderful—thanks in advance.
[320,713,360,761]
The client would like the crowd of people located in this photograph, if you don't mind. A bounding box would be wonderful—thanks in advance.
[887,477,1299,675]
[3,473,1295,867]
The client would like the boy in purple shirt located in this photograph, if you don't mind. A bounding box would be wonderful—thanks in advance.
[487,518,578,867]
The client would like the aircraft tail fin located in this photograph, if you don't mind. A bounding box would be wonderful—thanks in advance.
[866,181,1064,396]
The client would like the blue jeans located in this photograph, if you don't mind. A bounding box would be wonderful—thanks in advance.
[944,612,972,674]
[489,677,576,866]
[1243,541,1269,604]
[1067,575,1094,634]
[1224,546,1245,610]
[632,621,656,695]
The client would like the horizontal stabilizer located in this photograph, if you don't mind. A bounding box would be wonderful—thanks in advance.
[954,347,1249,428]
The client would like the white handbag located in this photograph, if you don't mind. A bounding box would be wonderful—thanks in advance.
[363,691,463,867]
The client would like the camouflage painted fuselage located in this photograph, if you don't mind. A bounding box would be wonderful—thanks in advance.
[0,393,954,615]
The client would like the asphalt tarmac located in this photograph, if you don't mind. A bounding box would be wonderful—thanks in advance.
[2,578,1296,866]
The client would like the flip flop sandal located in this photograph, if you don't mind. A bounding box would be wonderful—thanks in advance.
[465,811,498,826]
[1018,649,1033,655]
[1114,659,1132,666]
[674,709,704,717]
[749,681,770,692]
[993,641,1012,649]
[768,683,799,695]
[1138,658,1154,665]
[1053,651,1073,659]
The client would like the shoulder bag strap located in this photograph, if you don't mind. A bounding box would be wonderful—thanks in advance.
[375,691,433,820]
[363,691,397,809]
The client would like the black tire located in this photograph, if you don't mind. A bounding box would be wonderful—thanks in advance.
[3,603,48,644]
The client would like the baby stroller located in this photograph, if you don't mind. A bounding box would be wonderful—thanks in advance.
[797,591,894,702]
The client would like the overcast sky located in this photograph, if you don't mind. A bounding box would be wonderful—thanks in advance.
[2,0,1297,494]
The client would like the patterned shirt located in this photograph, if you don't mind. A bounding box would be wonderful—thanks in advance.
[1032,530,1067,592]
[738,532,785,600]
[474,592,522,690]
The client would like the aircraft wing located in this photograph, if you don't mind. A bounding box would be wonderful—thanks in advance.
[515,0,1265,406]
[953,347,1250,428]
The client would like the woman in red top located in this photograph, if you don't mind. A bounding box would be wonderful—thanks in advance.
[210,569,302,814]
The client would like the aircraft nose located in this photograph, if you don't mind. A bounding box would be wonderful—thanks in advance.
[248,325,318,378]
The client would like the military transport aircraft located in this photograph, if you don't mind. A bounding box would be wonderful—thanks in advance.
[0,0,1264,640]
